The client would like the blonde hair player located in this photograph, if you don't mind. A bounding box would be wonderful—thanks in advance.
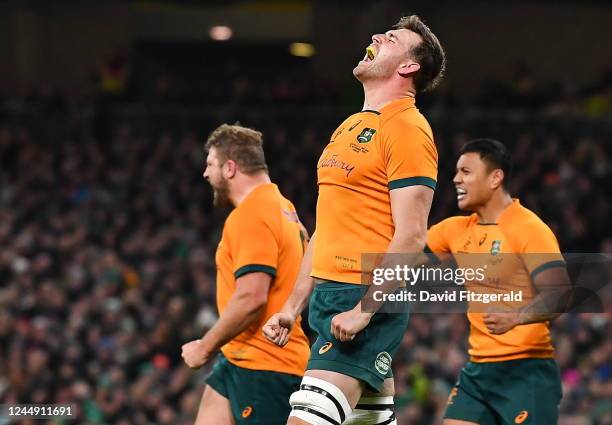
[182,124,310,425]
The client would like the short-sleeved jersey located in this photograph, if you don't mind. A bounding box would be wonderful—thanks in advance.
[426,199,564,362]
[312,97,438,284]
[215,183,310,376]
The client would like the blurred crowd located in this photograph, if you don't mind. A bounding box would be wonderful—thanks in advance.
[5,44,612,119]
[0,92,610,425]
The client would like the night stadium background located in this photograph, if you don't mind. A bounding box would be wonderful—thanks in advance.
[0,1,610,424]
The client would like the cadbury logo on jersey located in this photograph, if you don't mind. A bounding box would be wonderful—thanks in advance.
[357,128,376,143]
[317,153,356,177]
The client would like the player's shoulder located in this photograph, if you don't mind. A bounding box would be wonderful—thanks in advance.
[432,214,475,233]
[228,185,281,226]
[504,201,554,234]
[379,107,433,142]
[501,201,558,250]
[337,113,361,129]
[277,193,300,219]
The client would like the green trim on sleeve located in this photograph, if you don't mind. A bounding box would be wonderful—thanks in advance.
[388,176,437,190]
[530,260,566,280]
[234,264,277,279]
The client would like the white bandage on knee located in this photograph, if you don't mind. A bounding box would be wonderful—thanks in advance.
[343,395,396,425]
[289,376,352,425]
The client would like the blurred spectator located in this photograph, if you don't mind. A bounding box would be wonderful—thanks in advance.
[98,51,129,98]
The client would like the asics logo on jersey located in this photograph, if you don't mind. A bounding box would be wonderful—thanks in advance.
[514,410,528,423]
[331,127,345,142]
[242,406,253,418]
[349,120,362,131]
[447,387,458,405]
[319,342,333,354]
[479,234,487,246]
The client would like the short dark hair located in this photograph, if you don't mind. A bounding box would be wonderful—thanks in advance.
[460,138,512,190]
[205,124,268,175]
[394,15,446,93]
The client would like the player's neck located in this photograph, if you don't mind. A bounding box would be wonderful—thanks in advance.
[476,192,513,224]
[361,81,415,111]
[230,173,272,206]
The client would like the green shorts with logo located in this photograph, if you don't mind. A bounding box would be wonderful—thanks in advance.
[444,358,562,425]
[205,354,301,425]
[307,281,410,392]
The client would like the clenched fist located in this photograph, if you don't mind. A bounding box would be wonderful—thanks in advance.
[181,339,212,369]
[262,312,296,347]
[331,307,372,342]
[483,311,520,334]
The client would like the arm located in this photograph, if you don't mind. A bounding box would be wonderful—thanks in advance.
[182,272,271,368]
[282,231,316,318]
[484,219,570,334]
[363,184,434,304]
[518,266,572,324]
[388,185,432,250]
[331,186,434,341]
[484,265,571,334]
[262,233,315,346]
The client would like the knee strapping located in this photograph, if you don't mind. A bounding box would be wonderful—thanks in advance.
[289,376,352,425]
[344,395,396,425]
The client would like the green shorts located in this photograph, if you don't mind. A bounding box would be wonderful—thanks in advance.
[444,358,562,425]
[206,354,301,425]
[307,281,410,392]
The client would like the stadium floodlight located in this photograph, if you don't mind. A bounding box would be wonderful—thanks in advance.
[209,26,233,41]
[289,42,315,57]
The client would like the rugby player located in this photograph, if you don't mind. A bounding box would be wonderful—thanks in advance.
[264,16,446,425]
[182,124,310,425]
[427,138,570,425]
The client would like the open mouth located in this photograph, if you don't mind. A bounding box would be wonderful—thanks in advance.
[363,45,377,62]
[456,187,467,201]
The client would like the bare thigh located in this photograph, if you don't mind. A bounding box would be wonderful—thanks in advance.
[362,377,395,397]
[194,385,234,425]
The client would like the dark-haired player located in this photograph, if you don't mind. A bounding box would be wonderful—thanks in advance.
[427,139,570,425]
